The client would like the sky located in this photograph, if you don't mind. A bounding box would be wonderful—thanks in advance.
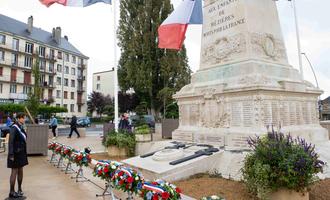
[0,0,329,99]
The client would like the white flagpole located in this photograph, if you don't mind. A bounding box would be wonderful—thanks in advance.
[113,0,119,131]
[292,0,304,80]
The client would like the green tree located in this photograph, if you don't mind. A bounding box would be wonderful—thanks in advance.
[117,0,191,116]
[26,56,41,118]
[87,92,113,117]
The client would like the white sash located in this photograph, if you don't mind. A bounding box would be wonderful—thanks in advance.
[13,124,27,142]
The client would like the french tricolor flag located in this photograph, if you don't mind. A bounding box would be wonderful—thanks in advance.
[158,0,203,50]
[39,0,111,7]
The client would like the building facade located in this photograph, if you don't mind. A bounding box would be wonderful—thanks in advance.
[320,96,330,120]
[92,69,114,97]
[0,15,88,117]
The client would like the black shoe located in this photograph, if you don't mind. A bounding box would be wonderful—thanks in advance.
[9,192,19,198]
[67,136,71,138]
[77,136,80,138]
[17,190,24,197]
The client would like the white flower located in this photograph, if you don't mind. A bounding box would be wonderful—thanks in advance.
[135,177,139,181]
[211,195,219,199]
[111,165,116,169]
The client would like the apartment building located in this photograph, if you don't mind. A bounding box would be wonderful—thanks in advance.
[0,14,88,117]
[93,69,114,97]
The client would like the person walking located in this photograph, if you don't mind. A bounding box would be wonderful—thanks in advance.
[7,113,28,198]
[50,115,58,139]
[68,115,80,138]
[6,116,12,127]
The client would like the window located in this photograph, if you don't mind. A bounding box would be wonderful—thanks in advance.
[39,46,46,57]
[97,76,100,81]
[39,60,46,70]
[0,83,2,93]
[65,66,69,74]
[71,80,75,87]
[71,68,75,75]
[49,63,54,72]
[70,104,74,112]
[96,83,100,90]
[24,56,33,68]
[0,67,2,76]
[11,53,18,66]
[57,64,62,72]
[10,84,17,93]
[65,53,69,62]
[56,77,61,85]
[25,42,33,54]
[78,105,81,112]
[56,104,60,107]
[23,86,31,94]
[40,74,45,85]
[64,91,68,99]
[64,78,68,86]
[0,50,4,61]
[56,90,61,98]
[0,34,5,44]
[78,58,83,65]
[49,76,53,86]
[63,104,67,109]
[57,51,62,59]
[12,38,19,50]
[72,56,76,64]
[71,92,74,99]
[50,49,55,59]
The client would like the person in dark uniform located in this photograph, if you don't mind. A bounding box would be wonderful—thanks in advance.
[7,113,28,198]
[67,115,80,138]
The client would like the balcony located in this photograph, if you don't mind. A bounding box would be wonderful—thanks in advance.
[77,87,86,93]
[77,75,85,80]
[0,75,29,85]
[40,81,55,88]
[77,99,85,105]
[9,93,28,100]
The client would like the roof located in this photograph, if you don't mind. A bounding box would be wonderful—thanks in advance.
[0,14,88,59]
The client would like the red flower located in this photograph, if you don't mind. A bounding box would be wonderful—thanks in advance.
[119,180,124,185]
[98,170,102,176]
[104,167,109,173]
[118,171,124,176]
[175,188,182,193]
[152,182,158,185]
[152,194,159,200]
[127,177,134,183]
[125,184,130,189]
[161,192,170,200]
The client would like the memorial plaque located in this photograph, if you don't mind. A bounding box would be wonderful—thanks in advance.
[195,134,225,147]
[226,134,251,151]
[231,102,242,127]
[243,101,253,127]
[172,132,193,142]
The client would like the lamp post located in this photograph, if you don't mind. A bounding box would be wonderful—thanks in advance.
[301,53,319,89]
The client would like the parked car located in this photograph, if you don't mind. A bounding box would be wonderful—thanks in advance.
[0,125,10,138]
[77,117,91,127]
[129,115,155,128]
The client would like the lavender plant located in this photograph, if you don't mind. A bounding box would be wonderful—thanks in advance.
[242,130,325,199]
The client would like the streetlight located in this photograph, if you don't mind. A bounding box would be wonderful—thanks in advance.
[301,53,319,89]
[274,0,304,79]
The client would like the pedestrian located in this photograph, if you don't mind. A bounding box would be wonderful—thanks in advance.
[50,115,58,139]
[6,116,12,127]
[7,113,28,198]
[67,115,80,138]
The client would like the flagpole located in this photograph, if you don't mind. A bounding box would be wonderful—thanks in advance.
[113,0,119,131]
[292,0,304,80]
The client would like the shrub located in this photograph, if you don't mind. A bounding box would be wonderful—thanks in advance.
[134,125,150,135]
[242,131,325,199]
[104,129,136,156]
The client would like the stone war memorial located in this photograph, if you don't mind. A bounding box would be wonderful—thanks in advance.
[124,0,330,181]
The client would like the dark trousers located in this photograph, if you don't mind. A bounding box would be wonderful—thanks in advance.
[69,127,80,137]
[52,125,57,137]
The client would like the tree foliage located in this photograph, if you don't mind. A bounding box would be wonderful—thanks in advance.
[117,0,191,116]
[118,91,140,113]
[26,56,41,118]
[87,91,113,117]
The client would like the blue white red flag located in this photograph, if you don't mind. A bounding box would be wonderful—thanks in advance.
[39,0,111,7]
[158,0,203,50]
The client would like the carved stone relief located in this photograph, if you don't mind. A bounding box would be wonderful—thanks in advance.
[250,32,287,61]
[201,33,246,66]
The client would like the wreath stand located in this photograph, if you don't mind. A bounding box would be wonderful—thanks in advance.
[71,165,89,183]
[96,180,117,199]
